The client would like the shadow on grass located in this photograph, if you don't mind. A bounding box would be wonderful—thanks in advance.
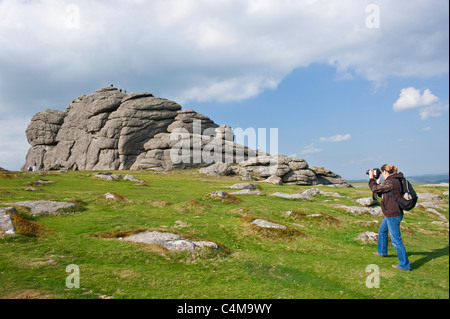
[409,246,449,270]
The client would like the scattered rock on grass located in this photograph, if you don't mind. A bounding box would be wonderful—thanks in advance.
[34,180,54,186]
[418,202,447,210]
[205,191,243,203]
[229,189,262,195]
[103,192,129,202]
[250,219,288,229]
[271,188,343,200]
[270,192,311,200]
[417,193,443,200]
[336,205,382,216]
[4,200,77,216]
[356,197,377,207]
[209,191,227,199]
[121,231,219,252]
[229,183,258,190]
[123,174,145,184]
[0,207,17,235]
[262,175,283,185]
[320,191,343,197]
[301,188,321,197]
[425,208,448,221]
[93,172,122,181]
[199,163,234,177]
[22,187,38,191]
[356,231,378,243]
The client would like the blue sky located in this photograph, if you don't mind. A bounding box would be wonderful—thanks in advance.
[186,65,449,180]
[0,0,448,180]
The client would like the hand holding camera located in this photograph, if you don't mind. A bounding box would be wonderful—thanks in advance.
[366,168,381,181]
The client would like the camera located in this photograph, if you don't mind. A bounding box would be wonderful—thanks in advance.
[366,168,381,179]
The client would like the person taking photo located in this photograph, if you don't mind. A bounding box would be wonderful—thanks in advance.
[368,164,411,271]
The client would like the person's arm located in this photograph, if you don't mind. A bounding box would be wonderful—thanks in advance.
[369,178,393,194]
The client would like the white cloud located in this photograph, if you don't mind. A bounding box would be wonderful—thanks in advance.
[393,87,448,119]
[419,103,449,120]
[294,133,351,158]
[298,143,323,155]
[175,76,280,104]
[393,87,439,111]
[318,134,351,143]
[0,0,448,117]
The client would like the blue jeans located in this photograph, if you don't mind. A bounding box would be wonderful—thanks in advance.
[378,215,411,270]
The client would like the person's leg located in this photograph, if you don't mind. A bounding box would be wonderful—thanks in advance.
[377,217,389,256]
[386,215,411,270]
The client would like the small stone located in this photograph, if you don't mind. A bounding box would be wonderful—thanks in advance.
[209,191,227,199]
[229,183,258,190]
[356,197,377,207]
[356,231,379,243]
[250,219,288,229]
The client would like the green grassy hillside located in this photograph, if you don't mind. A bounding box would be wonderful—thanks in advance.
[0,169,448,299]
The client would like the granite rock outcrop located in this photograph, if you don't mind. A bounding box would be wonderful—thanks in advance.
[22,87,350,187]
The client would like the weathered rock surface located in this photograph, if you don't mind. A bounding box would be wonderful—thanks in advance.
[270,187,342,200]
[22,87,350,187]
[270,192,312,200]
[229,183,258,190]
[229,189,262,195]
[417,193,443,201]
[0,207,17,235]
[123,174,145,184]
[425,208,448,221]
[199,163,235,177]
[121,231,219,251]
[336,205,382,216]
[93,172,123,181]
[250,219,288,229]
[199,155,351,187]
[356,197,378,207]
[23,87,180,171]
[356,231,379,243]
[4,200,77,216]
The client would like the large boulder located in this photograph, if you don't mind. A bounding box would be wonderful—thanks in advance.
[21,87,351,188]
[167,109,218,134]
[26,109,66,146]
[310,166,351,187]
[199,162,234,177]
[22,87,184,171]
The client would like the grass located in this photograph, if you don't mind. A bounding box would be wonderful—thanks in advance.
[0,169,448,299]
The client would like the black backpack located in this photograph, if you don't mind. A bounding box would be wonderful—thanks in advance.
[388,177,418,211]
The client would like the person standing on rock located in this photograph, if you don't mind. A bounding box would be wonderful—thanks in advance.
[33,161,37,172]
[368,164,411,271]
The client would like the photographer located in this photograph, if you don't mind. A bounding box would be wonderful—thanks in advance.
[368,164,411,271]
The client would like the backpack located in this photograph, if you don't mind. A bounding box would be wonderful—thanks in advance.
[388,177,418,211]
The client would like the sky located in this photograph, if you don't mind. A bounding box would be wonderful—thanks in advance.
[0,0,448,180]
